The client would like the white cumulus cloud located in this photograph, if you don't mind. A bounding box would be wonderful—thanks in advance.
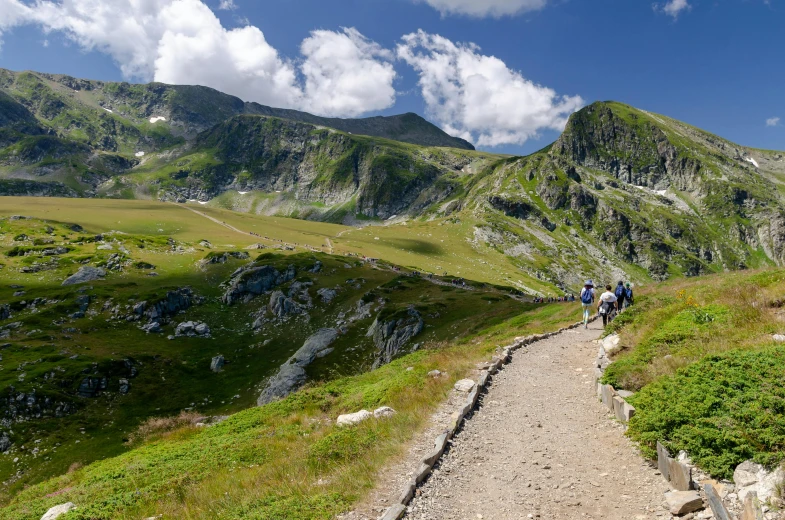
[766,117,781,127]
[300,28,397,117]
[397,30,583,147]
[417,0,547,18]
[656,0,691,19]
[0,0,396,117]
[217,0,236,9]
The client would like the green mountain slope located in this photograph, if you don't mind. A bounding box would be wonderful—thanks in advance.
[2,68,785,288]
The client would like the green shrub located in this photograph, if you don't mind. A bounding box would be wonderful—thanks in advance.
[628,345,785,479]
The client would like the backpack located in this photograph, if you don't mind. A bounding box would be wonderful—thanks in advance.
[581,289,593,304]
[615,285,625,299]
[625,288,633,300]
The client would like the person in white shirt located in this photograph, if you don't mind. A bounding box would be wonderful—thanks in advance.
[597,284,618,328]
[579,280,596,329]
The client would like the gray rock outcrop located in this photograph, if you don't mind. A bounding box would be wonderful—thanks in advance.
[257,328,339,405]
[317,288,337,303]
[62,266,106,286]
[0,432,11,452]
[221,265,296,305]
[733,460,785,503]
[144,288,195,322]
[175,321,210,337]
[268,291,304,319]
[368,308,424,368]
[0,305,10,321]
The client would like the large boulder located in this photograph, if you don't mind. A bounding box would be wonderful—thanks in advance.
[41,502,76,520]
[221,265,296,305]
[257,328,339,405]
[337,410,373,427]
[369,308,424,368]
[733,460,785,503]
[62,266,105,286]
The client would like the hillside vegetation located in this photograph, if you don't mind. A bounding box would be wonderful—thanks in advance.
[0,200,582,517]
[601,268,785,479]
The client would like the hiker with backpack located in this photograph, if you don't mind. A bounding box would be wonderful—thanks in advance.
[624,282,634,309]
[598,284,618,328]
[580,280,596,329]
[615,281,626,312]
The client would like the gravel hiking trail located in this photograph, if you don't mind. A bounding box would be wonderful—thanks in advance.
[405,323,669,520]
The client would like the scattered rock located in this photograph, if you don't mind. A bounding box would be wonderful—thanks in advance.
[428,370,443,378]
[119,379,130,394]
[40,502,76,520]
[174,321,211,338]
[199,240,212,248]
[140,322,161,334]
[454,379,476,393]
[0,304,10,321]
[337,410,373,427]
[772,334,785,343]
[374,406,396,418]
[210,355,225,373]
[664,491,704,515]
[62,266,106,286]
[316,288,336,304]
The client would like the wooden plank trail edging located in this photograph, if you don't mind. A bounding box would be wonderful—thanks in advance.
[380,318,597,520]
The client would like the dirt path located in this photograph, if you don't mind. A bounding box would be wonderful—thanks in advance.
[404,324,670,520]
[173,203,252,236]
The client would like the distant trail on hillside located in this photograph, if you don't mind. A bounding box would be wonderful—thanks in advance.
[403,325,668,519]
[173,203,250,236]
[172,203,327,253]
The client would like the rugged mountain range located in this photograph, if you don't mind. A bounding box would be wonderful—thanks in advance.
[2,68,785,286]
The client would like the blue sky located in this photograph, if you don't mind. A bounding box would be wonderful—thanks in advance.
[0,0,782,154]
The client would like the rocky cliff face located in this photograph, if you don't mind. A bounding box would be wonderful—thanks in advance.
[464,101,785,286]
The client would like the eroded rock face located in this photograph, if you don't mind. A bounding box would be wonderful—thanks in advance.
[62,266,106,286]
[368,308,424,368]
[257,328,339,405]
[221,265,296,305]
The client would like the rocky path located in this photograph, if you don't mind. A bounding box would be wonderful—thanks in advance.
[405,324,670,520]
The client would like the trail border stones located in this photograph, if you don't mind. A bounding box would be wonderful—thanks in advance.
[380,319,592,520]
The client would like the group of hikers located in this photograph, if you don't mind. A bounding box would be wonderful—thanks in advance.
[580,280,634,328]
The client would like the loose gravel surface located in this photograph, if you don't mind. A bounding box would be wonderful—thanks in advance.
[405,324,672,520]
